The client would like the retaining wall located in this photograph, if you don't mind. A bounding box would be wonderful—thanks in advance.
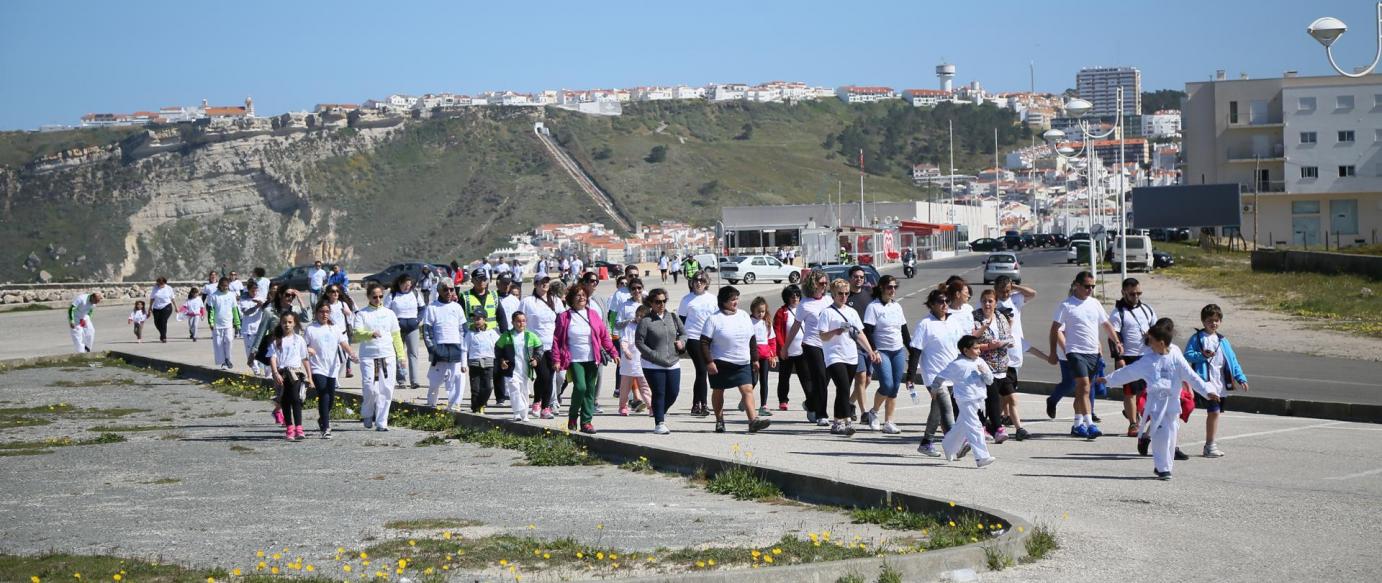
[1251,249,1382,280]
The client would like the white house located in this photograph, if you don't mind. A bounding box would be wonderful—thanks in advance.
[836,86,897,104]
[1141,110,1182,139]
[708,83,749,101]
[903,89,948,107]
[674,85,706,100]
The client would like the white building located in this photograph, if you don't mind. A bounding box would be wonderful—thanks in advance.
[1183,73,1382,247]
[903,89,948,107]
[635,86,674,101]
[674,85,706,100]
[708,83,749,101]
[836,86,897,104]
[1076,66,1142,117]
[1142,110,1182,139]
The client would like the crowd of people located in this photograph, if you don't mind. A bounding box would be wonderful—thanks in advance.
[65,257,1250,479]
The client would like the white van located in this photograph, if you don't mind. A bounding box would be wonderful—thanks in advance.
[1112,235,1154,272]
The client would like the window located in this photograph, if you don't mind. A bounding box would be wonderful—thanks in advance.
[1375,94,1382,108]
[1339,130,1356,143]
[1300,131,1317,144]
[1339,165,1356,177]
[1337,95,1355,109]
[1301,166,1319,179]
[1298,96,1317,111]
[1229,101,1239,124]
[1376,129,1382,142]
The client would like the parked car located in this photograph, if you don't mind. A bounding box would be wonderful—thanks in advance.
[1066,240,1094,264]
[807,264,881,287]
[969,238,1007,252]
[1034,234,1057,248]
[363,262,454,288]
[690,253,720,273]
[1020,234,1037,248]
[1152,249,1175,268]
[1051,233,1070,247]
[982,252,1021,284]
[719,255,802,285]
[271,263,338,292]
[1111,235,1154,272]
[1001,234,1024,250]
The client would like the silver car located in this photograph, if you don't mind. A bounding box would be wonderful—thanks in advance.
[982,252,1021,284]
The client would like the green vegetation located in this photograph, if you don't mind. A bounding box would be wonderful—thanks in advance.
[49,377,137,387]
[1161,241,1382,337]
[414,434,448,447]
[0,126,140,169]
[877,561,904,583]
[645,144,669,163]
[383,518,484,530]
[1141,89,1188,115]
[836,574,867,583]
[984,544,1014,571]
[0,432,126,456]
[450,426,600,466]
[1022,524,1059,563]
[1332,243,1382,256]
[704,466,783,501]
[0,553,339,583]
[618,455,655,473]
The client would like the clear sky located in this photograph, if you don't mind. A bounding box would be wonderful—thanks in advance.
[0,0,1372,130]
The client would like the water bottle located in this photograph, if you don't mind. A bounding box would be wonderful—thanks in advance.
[909,384,921,405]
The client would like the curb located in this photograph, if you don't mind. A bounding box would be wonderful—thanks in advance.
[97,351,1033,583]
[1014,379,1382,425]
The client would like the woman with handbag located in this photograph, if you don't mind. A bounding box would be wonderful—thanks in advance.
[552,285,617,434]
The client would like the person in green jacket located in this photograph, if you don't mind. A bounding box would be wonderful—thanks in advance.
[497,312,543,421]
[682,256,702,285]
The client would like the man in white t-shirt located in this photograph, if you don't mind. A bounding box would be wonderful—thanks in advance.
[993,275,1036,440]
[1048,271,1122,439]
[308,260,328,306]
[1108,277,1157,437]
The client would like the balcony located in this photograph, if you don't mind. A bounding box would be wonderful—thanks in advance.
[1241,180,1287,193]
[1226,143,1285,162]
[1226,120,1284,130]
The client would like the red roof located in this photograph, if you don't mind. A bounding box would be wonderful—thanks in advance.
[842,86,894,94]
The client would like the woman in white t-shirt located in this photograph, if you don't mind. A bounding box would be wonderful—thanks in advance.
[781,270,833,426]
[147,276,176,343]
[863,275,909,434]
[616,280,651,416]
[772,285,807,412]
[518,276,560,418]
[386,275,423,389]
[909,288,965,457]
[700,286,771,434]
[306,302,357,438]
[815,279,880,437]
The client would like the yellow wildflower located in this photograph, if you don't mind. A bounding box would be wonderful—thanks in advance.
[256,551,265,558]
[230,569,240,576]
[696,561,706,568]
[207,578,215,583]
[305,565,315,573]
[269,567,279,575]
[443,532,452,540]
[112,576,121,582]
[707,559,716,566]
[596,552,604,560]
[343,565,352,573]
[408,540,416,547]
[271,554,281,561]
[765,556,774,564]
[772,548,782,555]
[499,560,508,566]
[543,553,551,560]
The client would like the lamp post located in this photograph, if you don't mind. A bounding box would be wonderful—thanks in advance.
[1307,3,1382,77]
[1043,90,1127,289]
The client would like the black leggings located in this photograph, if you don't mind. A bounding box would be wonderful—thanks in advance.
[279,369,305,427]
[776,354,808,405]
[312,374,337,431]
[152,305,172,341]
[685,338,709,407]
[825,362,856,420]
[470,365,494,412]
[756,358,772,408]
[534,350,555,409]
[802,345,829,418]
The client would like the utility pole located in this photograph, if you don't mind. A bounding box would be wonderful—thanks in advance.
[948,119,956,225]
[859,149,866,227]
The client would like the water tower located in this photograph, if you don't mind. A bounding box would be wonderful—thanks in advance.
[937,62,956,92]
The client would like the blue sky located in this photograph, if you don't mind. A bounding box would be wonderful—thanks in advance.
[0,0,1372,130]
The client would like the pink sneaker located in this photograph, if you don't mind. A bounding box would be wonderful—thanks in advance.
[273,409,284,426]
[540,408,554,420]
[285,427,295,441]
[531,403,541,416]
[296,426,307,440]
[619,407,630,416]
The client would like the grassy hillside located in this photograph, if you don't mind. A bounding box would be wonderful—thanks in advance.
[548,100,1024,226]
[0,126,140,168]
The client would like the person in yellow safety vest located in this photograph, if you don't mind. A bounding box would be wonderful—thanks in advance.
[462,268,510,406]
[839,247,850,264]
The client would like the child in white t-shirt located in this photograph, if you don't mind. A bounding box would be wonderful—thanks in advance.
[129,301,148,342]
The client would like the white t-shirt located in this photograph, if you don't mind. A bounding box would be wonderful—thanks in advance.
[327,301,349,336]
[677,291,717,338]
[207,291,238,329]
[796,296,832,348]
[659,256,669,270]
[1202,334,1227,392]
[466,327,499,360]
[910,314,964,386]
[947,304,975,337]
[782,306,804,357]
[421,301,465,345]
[863,300,906,352]
[816,304,864,366]
[386,291,420,320]
[308,268,327,291]
[149,285,175,310]
[752,316,774,348]
[353,305,400,360]
[997,293,1027,368]
[70,293,97,323]
[182,297,204,319]
[238,296,263,335]
[268,334,308,369]
[228,280,245,295]
[128,310,148,324]
[255,278,270,303]
[499,295,522,326]
[1052,296,1109,356]
[565,310,594,363]
[615,300,641,336]
[518,296,558,350]
[701,309,754,365]
[1110,302,1157,358]
[201,282,218,299]
[305,322,343,377]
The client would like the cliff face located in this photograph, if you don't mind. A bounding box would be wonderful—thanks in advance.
[0,108,598,283]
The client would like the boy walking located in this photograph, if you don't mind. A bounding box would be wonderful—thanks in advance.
[1184,304,1249,458]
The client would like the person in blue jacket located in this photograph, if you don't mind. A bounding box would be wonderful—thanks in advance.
[1184,303,1250,459]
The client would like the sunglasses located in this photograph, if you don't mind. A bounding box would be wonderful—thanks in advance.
[650,298,666,304]
[370,295,384,300]
[1080,284,1096,290]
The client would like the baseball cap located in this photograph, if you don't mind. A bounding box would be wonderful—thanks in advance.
[471,268,489,280]
[470,307,487,318]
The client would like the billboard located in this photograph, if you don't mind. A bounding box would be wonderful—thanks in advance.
[1131,184,1241,228]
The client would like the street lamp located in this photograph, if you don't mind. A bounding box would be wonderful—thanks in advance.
[1307,3,1382,77]
[1042,88,1128,289]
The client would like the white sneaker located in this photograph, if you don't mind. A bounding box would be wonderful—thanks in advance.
[816,418,832,427]
[1204,442,1224,458]
[654,423,671,435]
[917,442,940,457]
[867,412,881,431]
[976,456,997,468]
[882,422,901,434]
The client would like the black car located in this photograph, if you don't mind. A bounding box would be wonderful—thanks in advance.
[1001,235,1024,250]
[271,263,338,292]
[1152,250,1174,268]
[969,238,1007,252]
[1034,234,1057,247]
[1020,234,1037,248]
[363,262,454,287]
[1051,233,1069,247]
[808,264,881,287]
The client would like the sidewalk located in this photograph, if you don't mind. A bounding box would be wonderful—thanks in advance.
[6,319,1381,582]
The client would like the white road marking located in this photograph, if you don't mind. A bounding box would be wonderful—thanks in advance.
[1250,374,1380,387]
[1323,467,1382,481]
[1180,421,1346,447]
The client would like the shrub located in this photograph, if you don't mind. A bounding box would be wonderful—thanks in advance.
[705,467,781,501]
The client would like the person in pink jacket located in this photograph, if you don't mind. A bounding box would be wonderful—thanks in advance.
[552,285,618,434]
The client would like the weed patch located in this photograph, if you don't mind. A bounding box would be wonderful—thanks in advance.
[49,377,137,388]
[414,435,448,447]
[451,427,600,466]
[391,408,455,432]
[704,466,781,501]
[984,544,1013,571]
[618,455,655,473]
[0,432,126,456]
[88,424,171,432]
[1021,524,1058,563]
[850,506,941,531]
[383,518,484,530]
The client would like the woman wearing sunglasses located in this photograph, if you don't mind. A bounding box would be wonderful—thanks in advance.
[909,288,965,457]
[635,287,687,434]
[862,275,909,434]
[701,286,771,434]
[816,279,880,436]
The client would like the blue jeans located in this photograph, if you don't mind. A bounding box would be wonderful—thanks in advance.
[1047,358,1075,405]
[645,368,681,425]
[873,348,907,398]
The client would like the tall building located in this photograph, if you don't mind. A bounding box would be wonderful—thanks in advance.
[1182,73,1382,248]
[1077,67,1142,117]
[937,62,956,92]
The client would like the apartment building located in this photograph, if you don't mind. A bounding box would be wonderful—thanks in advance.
[836,86,897,104]
[1183,73,1382,247]
[1076,67,1142,117]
